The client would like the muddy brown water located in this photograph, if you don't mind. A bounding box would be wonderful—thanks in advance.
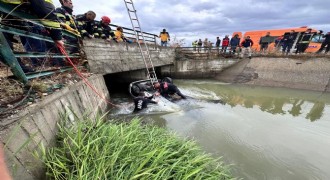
[110,79,330,180]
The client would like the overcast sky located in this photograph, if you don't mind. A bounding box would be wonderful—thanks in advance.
[54,0,330,46]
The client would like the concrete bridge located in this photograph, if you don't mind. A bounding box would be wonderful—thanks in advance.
[83,39,239,81]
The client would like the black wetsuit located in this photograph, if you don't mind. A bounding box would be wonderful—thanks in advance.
[133,96,157,112]
[159,82,186,99]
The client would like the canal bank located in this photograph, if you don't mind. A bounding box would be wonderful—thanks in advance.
[215,57,330,92]
[0,75,109,179]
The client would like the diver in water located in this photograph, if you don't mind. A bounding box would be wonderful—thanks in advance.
[133,92,158,112]
[153,81,186,100]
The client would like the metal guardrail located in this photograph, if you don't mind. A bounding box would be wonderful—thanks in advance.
[0,1,80,83]
[0,2,159,84]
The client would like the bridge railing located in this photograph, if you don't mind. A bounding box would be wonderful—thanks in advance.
[0,1,81,84]
[175,46,239,60]
[0,2,159,84]
[109,23,158,46]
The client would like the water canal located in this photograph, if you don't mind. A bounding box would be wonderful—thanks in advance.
[109,79,330,179]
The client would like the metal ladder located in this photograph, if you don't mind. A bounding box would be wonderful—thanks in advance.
[123,0,158,84]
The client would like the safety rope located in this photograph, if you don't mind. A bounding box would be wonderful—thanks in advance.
[56,43,121,108]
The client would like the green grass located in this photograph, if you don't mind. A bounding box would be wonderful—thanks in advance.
[40,116,233,179]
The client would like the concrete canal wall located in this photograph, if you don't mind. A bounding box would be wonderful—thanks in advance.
[0,75,109,180]
[216,57,330,92]
[160,59,239,78]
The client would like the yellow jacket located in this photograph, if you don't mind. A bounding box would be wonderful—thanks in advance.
[114,30,124,42]
[159,32,170,41]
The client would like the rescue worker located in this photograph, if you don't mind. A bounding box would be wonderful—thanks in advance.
[282,30,296,55]
[93,16,115,41]
[153,81,186,100]
[240,36,254,59]
[0,0,63,44]
[76,11,96,39]
[295,28,314,54]
[55,0,80,54]
[55,0,79,36]
[159,29,170,47]
[192,40,198,51]
[317,32,330,54]
[133,92,158,112]
[221,35,230,53]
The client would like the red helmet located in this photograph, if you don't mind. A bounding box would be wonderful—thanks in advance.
[101,16,111,24]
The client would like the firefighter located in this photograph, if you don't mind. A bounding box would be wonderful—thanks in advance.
[133,92,158,112]
[1,0,63,45]
[153,81,186,100]
[93,16,115,41]
[76,11,96,39]
[55,0,79,36]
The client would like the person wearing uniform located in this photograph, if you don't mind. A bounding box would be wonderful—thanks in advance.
[153,81,186,100]
[76,11,96,39]
[93,16,115,41]
[133,92,158,112]
[55,0,79,35]
[159,29,170,47]
[55,0,80,54]
[1,0,63,44]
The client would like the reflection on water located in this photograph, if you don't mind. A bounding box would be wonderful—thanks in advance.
[110,80,330,180]
[176,80,329,122]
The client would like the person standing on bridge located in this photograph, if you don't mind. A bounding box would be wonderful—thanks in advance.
[221,35,230,53]
[197,39,203,52]
[215,37,221,54]
[230,34,240,55]
[192,40,198,51]
[159,29,170,47]
[240,36,254,59]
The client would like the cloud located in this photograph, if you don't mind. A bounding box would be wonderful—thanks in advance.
[55,0,330,45]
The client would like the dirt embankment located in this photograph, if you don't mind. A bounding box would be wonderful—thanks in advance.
[216,57,330,92]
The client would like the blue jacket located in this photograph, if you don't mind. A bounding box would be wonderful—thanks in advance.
[230,37,240,46]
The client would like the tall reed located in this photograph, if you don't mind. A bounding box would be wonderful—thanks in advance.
[40,116,233,179]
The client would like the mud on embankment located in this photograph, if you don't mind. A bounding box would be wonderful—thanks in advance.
[216,57,330,92]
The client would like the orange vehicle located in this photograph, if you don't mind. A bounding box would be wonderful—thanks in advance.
[232,26,324,53]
